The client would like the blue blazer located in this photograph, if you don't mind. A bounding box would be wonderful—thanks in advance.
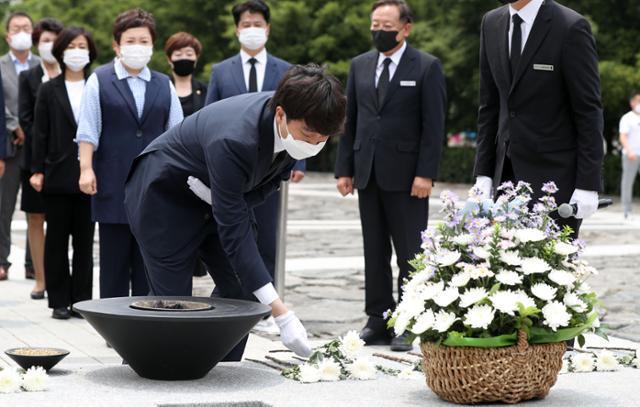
[205,52,304,171]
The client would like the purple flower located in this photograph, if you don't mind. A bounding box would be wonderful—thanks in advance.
[542,181,559,195]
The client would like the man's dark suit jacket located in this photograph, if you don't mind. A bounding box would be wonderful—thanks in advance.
[474,0,604,203]
[124,92,295,295]
[335,44,446,191]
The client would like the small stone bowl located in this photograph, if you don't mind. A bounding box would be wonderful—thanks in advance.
[5,347,70,371]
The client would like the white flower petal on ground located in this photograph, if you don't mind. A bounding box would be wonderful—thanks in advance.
[595,350,619,372]
[500,251,522,266]
[398,369,423,380]
[348,357,376,380]
[563,292,587,313]
[473,246,492,260]
[489,290,521,316]
[436,250,461,267]
[632,358,640,369]
[433,287,460,307]
[433,311,458,332]
[542,301,571,331]
[21,366,48,392]
[531,283,558,301]
[339,330,365,360]
[450,272,471,287]
[298,364,321,383]
[519,257,551,275]
[495,270,523,286]
[463,305,495,329]
[318,359,341,382]
[515,228,546,243]
[571,353,595,373]
[410,310,436,335]
[452,234,473,246]
[555,241,579,256]
[0,368,22,393]
[548,270,577,287]
[459,287,488,308]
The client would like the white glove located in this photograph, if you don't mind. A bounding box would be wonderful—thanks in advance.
[274,311,312,357]
[569,189,598,219]
[474,176,493,200]
[187,176,212,205]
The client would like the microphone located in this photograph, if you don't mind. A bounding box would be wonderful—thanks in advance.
[557,198,613,219]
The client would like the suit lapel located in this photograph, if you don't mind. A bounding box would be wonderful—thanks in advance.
[366,52,379,111]
[379,45,417,111]
[111,72,140,123]
[497,7,512,89]
[263,54,278,91]
[140,73,160,125]
[510,0,553,94]
[52,77,76,126]
[231,54,248,94]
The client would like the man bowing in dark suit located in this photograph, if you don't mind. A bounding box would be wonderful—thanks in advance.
[473,0,604,235]
[125,65,346,360]
[335,0,446,352]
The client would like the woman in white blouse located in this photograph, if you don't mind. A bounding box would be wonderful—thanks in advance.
[30,27,97,320]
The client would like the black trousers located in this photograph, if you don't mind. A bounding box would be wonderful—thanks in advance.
[358,174,429,319]
[253,191,279,281]
[98,223,148,298]
[44,194,95,309]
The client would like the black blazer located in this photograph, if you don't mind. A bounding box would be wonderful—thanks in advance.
[32,75,82,194]
[473,0,604,203]
[335,44,447,191]
[18,64,44,172]
[171,77,207,117]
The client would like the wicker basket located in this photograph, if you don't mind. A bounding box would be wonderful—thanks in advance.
[420,331,566,404]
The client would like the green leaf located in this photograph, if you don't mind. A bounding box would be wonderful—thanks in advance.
[577,334,586,348]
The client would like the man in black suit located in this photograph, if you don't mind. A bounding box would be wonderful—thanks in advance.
[473,0,604,234]
[335,0,446,352]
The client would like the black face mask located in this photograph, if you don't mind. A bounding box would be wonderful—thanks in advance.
[371,30,400,53]
[172,59,196,77]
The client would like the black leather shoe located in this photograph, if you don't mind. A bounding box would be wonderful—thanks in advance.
[359,317,392,346]
[30,290,45,300]
[390,332,413,352]
[52,307,71,320]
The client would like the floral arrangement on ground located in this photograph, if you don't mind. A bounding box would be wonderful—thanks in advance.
[0,366,48,393]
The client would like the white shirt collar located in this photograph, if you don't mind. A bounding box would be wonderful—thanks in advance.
[241,48,267,66]
[10,51,32,64]
[114,58,151,82]
[377,40,407,68]
[509,0,544,27]
[273,116,285,154]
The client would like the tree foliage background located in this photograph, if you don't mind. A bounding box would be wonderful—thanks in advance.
[0,0,638,158]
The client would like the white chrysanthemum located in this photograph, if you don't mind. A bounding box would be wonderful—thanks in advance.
[463,305,495,329]
[393,311,411,336]
[563,293,587,313]
[339,330,365,360]
[410,310,436,335]
[436,250,461,267]
[467,263,494,279]
[21,366,48,392]
[595,350,619,372]
[433,287,459,307]
[548,270,576,287]
[450,272,471,287]
[473,246,491,260]
[560,359,569,374]
[298,363,321,383]
[571,353,595,373]
[418,281,444,301]
[433,310,458,332]
[576,281,592,294]
[495,270,523,286]
[515,228,546,243]
[514,291,537,309]
[318,359,341,382]
[500,251,522,266]
[632,358,640,369]
[452,234,473,246]
[0,368,21,393]
[459,287,488,308]
[348,357,376,380]
[542,301,571,331]
[398,369,423,380]
[519,257,551,275]
[490,290,522,316]
[555,241,579,256]
[397,293,425,321]
[531,283,558,301]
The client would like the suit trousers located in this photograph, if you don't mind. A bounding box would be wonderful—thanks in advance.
[44,194,95,309]
[621,154,640,216]
[98,223,148,298]
[358,173,429,318]
[0,150,32,268]
[253,191,279,281]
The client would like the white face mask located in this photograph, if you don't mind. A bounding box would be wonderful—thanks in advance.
[38,42,56,64]
[119,45,153,70]
[635,105,640,115]
[279,114,326,160]
[10,31,32,51]
[63,49,90,72]
[238,27,268,51]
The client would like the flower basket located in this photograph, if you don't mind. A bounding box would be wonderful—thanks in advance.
[420,330,565,404]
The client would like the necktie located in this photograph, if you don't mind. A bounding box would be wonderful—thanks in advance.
[377,58,392,107]
[248,57,258,92]
[510,14,524,77]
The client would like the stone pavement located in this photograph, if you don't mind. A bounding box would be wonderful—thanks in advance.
[1,172,640,406]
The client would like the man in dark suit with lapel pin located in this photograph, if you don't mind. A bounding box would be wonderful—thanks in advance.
[124,64,346,360]
[473,0,604,235]
[205,0,305,333]
[335,0,446,352]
